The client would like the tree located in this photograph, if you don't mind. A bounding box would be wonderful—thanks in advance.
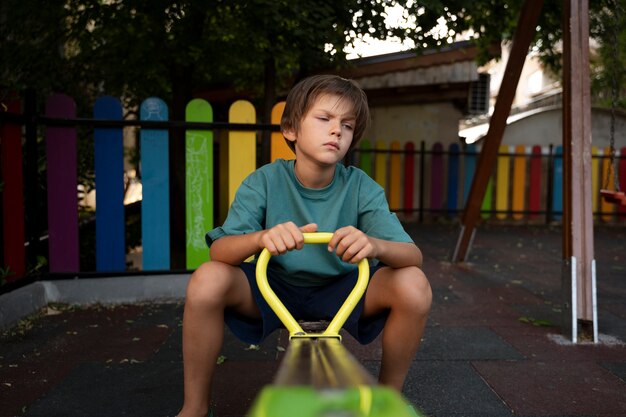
[397,0,625,108]
[2,0,404,118]
[2,0,623,117]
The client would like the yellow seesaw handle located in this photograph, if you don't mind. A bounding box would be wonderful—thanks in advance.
[255,232,370,340]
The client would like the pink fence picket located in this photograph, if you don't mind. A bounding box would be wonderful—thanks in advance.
[1,98,26,280]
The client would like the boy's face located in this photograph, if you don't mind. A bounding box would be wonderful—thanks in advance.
[283,94,356,167]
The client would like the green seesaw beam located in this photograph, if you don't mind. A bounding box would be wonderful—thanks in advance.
[248,233,425,417]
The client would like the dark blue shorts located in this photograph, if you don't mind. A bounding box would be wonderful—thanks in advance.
[224,262,389,345]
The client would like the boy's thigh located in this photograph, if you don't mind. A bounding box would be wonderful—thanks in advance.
[361,266,404,317]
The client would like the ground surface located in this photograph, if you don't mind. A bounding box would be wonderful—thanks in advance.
[1,223,625,417]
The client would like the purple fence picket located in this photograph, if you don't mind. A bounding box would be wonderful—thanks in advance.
[45,94,80,272]
[447,143,460,214]
[430,143,444,212]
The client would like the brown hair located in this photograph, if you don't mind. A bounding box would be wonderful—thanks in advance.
[280,75,370,152]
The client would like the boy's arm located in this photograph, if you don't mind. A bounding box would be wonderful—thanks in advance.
[328,226,423,268]
[210,222,318,265]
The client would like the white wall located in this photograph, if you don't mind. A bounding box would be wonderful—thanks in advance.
[366,102,463,146]
[501,107,626,149]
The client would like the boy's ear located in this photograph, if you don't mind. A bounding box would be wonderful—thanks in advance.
[282,128,297,143]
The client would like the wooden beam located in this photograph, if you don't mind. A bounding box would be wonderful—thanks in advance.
[452,0,544,262]
[562,0,596,339]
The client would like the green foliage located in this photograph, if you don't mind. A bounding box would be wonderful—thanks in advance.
[590,0,626,108]
[2,0,623,114]
[0,266,14,287]
[1,0,410,118]
[28,256,48,276]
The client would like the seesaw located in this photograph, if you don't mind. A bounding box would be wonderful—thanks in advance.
[247,232,425,417]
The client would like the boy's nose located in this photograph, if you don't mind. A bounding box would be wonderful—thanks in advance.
[330,121,341,137]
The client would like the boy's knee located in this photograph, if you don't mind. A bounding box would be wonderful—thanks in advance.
[391,266,432,314]
[185,261,233,306]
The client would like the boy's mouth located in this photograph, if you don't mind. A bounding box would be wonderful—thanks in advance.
[324,141,340,150]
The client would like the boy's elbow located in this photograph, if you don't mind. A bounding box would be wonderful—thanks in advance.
[412,244,423,268]
[208,239,228,263]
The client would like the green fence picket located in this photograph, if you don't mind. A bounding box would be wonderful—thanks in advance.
[185,99,214,268]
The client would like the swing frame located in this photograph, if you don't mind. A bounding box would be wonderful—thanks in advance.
[599,0,624,206]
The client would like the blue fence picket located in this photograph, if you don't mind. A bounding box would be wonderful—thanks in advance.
[94,96,126,271]
[463,144,477,204]
[140,97,170,270]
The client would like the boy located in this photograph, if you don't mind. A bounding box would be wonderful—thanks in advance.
[177,75,432,417]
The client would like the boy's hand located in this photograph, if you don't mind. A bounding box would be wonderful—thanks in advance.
[328,226,377,264]
[260,222,318,256]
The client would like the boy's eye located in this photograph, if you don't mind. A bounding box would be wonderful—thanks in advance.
[342,123,354,130]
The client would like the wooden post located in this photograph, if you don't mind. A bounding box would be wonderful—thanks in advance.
[452,0,544,262]
[562,0,597,343]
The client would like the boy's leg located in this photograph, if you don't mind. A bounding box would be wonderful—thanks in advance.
[362,266,432,391]
[178,261,261,417]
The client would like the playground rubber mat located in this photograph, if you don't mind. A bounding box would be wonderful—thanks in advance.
[1,224,625,417]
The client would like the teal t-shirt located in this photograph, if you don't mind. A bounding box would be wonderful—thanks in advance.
[206,159,413,286]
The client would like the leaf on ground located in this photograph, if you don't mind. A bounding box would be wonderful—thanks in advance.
[216,355,227,365]
[45,307,62,316]
[245,344,260,351]
[518,316,554,327]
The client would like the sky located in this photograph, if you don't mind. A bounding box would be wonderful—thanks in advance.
[346,36,414,59]
[345,4,416,59]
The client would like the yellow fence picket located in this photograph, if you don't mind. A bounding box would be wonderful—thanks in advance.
[600,146,615,222]
[375,140,387,191]
[512,145,526,220]
[270,102,294,162]
[228,100,256,207]
[592,146,599,216]
[496,145,511,220]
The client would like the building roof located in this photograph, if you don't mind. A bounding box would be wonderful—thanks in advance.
[336,41,485,107]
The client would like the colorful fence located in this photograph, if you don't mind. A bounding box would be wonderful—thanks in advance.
[353,140,626,223]
[1,94,625,283]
